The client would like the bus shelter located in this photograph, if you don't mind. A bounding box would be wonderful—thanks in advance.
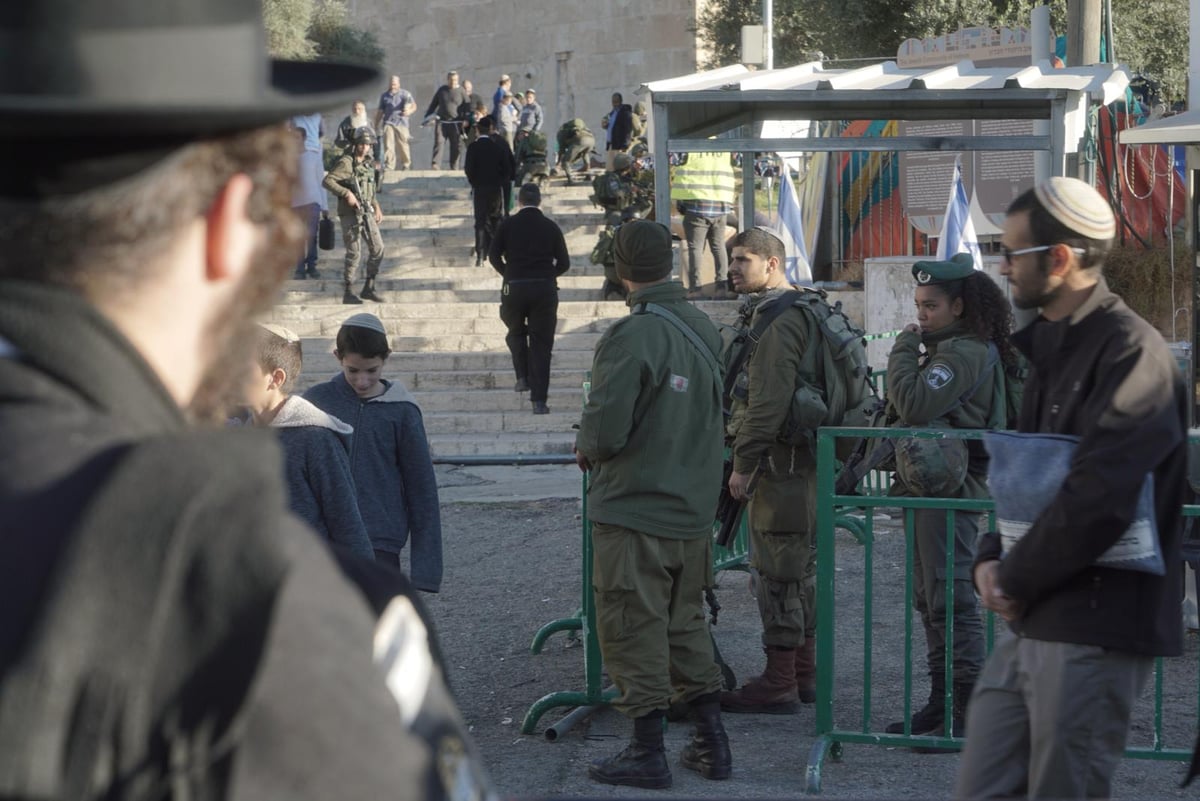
[641,60,1131,257]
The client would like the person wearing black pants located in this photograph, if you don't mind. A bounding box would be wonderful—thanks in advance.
[464,116,513,267]
[489,183,571,413]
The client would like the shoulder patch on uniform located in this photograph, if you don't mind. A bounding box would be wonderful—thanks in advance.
[669,374,689,392]
[925,364,955,389]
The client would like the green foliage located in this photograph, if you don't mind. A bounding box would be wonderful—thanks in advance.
[309,0,386,67]
[697,0,822,68]
[698,0,1187,101]
[1111,0,1188,102]
[262,0,384,68]
[263,0,316,60]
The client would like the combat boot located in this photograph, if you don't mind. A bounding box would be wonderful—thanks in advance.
[679,692,732,780]
[720,647,800,715]
[588,712,671,789]
[910,679,973,753]
[342,282,362,305]
[885,674,945,735]
[360,276,382,302]
[794,635,817,704]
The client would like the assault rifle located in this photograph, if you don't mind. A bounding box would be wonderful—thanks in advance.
[348,162,371,227]
[715,460,761,548]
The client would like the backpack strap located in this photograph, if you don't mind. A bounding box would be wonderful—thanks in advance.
[722,290,803,408]
[635,302,722,389]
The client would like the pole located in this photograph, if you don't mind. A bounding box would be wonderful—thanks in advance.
[764,0,774,70]
[1066,0,1102,66]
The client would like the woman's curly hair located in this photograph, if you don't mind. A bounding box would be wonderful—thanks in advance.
[938,271,1019,372]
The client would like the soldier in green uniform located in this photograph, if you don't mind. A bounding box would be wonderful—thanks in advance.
[323,126,385,305]
[883,253,1017,741]
[719,228,825,715]
[575,221,732,789]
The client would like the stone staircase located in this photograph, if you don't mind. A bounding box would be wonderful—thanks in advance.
[265,169,741,459]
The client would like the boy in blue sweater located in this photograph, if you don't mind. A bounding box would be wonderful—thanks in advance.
[304,313,444,592]
[248,324,375,561]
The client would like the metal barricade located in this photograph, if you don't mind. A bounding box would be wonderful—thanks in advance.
[805,425,1200,793]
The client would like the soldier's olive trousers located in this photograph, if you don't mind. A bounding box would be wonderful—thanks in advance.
[912,508,985,685]
[339,213,384,286]
[591,522,723,719]
[747,475,817,649]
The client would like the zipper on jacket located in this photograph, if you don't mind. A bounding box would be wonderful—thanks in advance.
[1090,575,1101,609]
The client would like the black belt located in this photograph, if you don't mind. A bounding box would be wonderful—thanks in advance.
[505,277,554,285]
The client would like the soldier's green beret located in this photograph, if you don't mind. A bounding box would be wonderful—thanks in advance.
[912,253,975,285]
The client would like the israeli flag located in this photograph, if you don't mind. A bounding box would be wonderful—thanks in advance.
[936,156,983,270]
[776,159,814,285]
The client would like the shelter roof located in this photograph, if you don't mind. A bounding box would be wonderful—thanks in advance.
[641,60,1130,134]
[1118,110,1200,145]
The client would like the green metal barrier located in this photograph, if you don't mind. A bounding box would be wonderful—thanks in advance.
[805,425,1200,794]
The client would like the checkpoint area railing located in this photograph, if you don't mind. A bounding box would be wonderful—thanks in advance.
[806,425,1200,794]
[521,456,871,736]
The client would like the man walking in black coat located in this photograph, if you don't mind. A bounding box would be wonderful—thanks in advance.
[489,183,571,414]
[464,115,514,267]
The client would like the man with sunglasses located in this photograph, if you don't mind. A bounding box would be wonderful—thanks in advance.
[955,177,1186,798]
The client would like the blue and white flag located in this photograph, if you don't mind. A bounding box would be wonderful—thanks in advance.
[776,160,814,285]
[936,156,983,270]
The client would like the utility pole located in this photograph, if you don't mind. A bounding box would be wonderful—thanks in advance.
[1065,0,1102,66]
[764,0,774,70]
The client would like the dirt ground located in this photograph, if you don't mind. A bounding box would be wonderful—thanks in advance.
[418,497,1200,799]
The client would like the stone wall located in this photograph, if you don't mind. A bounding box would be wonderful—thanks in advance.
[864,257,1012,370]
[346,0,701,158]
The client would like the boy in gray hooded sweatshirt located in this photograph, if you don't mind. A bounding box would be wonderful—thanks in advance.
[304,313,443,592]
[248,324,375,561]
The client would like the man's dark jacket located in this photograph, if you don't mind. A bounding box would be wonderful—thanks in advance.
[974,278,1186,657]
[464,134,514,188]
[609,103,634,151]
[0,281,485,799]
[489,206,570,282]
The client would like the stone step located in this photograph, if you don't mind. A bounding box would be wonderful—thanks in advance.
[426,431,577,458]
[273,298,628,321]
[382,195,600,214]
[400,331,602,353]
[379,368,589,392]
[367,224,599,246]
[409,387,585,413]
[421,408,579,435]
[282,286,617,304]
[369,208,604,226]
[304,346,598,370]
[303,315,616,338]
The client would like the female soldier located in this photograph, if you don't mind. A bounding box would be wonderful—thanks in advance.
[882,253,1018,742]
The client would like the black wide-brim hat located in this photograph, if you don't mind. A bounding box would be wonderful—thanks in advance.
[0,0,378,136]
[0,0,379,195]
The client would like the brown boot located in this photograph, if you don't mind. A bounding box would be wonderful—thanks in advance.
[720,647,800,715]
[794,636,816,704]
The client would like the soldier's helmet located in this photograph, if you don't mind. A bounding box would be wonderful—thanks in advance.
[894,425,968,497]
[630,142,649,159]
[352,126,376,145]
[613,152,633,171]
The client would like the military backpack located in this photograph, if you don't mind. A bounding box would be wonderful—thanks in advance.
[724,288,874,448]
[590,171,627,208]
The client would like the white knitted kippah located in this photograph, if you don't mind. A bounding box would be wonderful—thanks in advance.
[341,312,386,334]
[259,323,300,342]
[1033,177,1116,241]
